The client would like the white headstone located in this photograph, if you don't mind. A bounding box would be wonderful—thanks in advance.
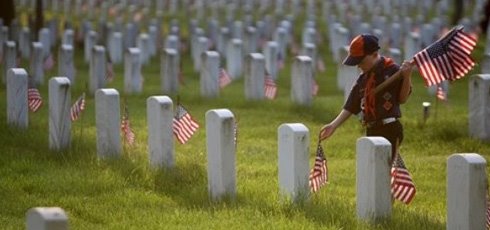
[404,32,420,61]
[206,109,236,201]
[232,20,243,39]
[165,35,180,52]
[274,27,288,62]
[244,26,258,55]
[58,45,75,84]
[30,42,44,86]
[95,88,121,158]
[200,51,220,98]
[124,48,143,94]
[89,46,106,94]
[7,68,28,129]
[291,56,313,106]
[217,27,231,55]
[39,28,51,58]
[62,29,74,46]
[3,41,16,84]
[109,32,123,64]
[0,26,7,57]
[147,96,175,169]
[148,25,158,58]
[137,33,151,65]
[161,48,180,94]
[49,77,71,151]
[302,27,316,45]
[481,53,490,74]
[356,137,392,221]
[447,153,488,230]
[278,123,309,202]
[26,207,68,230]
[226,39,243,79]
[19,27,31,59]
[469,74,490,141]
[193,36,209,73]
[264,41,279,80]
[84,31,97,63]
[244,53,265,100]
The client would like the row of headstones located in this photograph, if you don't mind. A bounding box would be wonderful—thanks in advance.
[324,0,485,69]
[7,65,490,166]
[323,0,483,29]
[17,0,317,19]
[7,54,490,142]
[6,64,316,154]
[4,33,317,106]
[24,144,488,229]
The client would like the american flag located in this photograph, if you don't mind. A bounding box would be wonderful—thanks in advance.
[436,86,447,101]
[219,68,232,88]
[391,154,416,204]
[121,105,135,146]
[43,54,55,71]
[70,93,86,121]
[312,78,319,96]
[413,26,476,87]
[28,88,43,112]
[309,144,328,193]
[173,104,199,144]
[264,77,277,100]
[106,61,114,83]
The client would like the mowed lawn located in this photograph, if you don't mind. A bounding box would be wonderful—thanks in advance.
[1,7,489,230]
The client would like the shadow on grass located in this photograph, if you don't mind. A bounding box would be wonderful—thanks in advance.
[152,162,216,208]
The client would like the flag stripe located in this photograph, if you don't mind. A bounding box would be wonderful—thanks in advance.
[173,104,199,144]
[309,144,328,193]
[70,93,86,121]
[121,106,135,146]
[28,88,43,112]
[391,154,416,204]
[219,68,232,88]
[264,77,277,100]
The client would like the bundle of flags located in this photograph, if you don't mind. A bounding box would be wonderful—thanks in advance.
[391,154,416,204]
[264,77,277,100]
[121,105,135,146]
[413,26,476,87]
[70,93,86,121]
[173,104,199,144]
[28,88,43,112]
[219,68,232,88]
[309,143,328,193]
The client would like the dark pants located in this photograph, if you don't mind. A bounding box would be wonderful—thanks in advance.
[366,120,404,164]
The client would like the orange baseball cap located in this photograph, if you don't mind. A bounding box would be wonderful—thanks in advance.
[343,34,380,66]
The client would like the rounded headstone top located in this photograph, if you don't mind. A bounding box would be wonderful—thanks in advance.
[27,207,68,221]
[278,123,309,133]
[206,109,234,119]
[448,153,486,164]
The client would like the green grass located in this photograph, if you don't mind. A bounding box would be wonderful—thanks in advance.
[1,3,490,230]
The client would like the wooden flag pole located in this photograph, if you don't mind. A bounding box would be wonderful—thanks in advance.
[373,60,415,95]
